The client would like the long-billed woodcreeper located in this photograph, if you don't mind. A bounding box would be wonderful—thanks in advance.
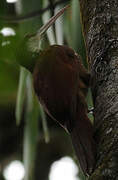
[33,45,95,175]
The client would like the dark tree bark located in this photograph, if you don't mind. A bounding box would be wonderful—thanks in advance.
[79,0,118,179]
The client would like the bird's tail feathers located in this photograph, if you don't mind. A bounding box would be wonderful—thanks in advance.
[70,114,95,175]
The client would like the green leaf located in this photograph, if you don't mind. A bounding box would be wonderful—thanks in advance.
[55,5,64,45]
[23,73,39,180]
[71,0,82,51]
[0,60,19,106]
[15,66,28,125]
[39,103,50,143]
[64,0,87,66]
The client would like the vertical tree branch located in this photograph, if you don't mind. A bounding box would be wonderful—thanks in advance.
[79,0,118,179]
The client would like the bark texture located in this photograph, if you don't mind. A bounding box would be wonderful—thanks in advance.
[79,0,118,179]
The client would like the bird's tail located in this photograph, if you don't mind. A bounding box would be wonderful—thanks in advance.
[70,113,95,175]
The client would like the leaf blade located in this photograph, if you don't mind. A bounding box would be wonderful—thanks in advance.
[15,66,28,125]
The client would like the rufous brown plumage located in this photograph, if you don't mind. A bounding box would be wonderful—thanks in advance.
[33,45,95,175]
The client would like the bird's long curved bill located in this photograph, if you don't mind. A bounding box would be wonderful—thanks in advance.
[39,4,69,36]
[28,4,69,38]
[27,4,69,52]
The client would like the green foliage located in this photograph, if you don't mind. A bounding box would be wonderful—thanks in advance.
[16,67,28,125]
[64,0,87,66]
[38,103,50,143]
[23,72,39,180]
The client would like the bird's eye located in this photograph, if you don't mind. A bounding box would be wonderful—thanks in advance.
[67,50,75,59]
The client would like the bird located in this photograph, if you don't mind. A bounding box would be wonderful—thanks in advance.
[33,44,95,175]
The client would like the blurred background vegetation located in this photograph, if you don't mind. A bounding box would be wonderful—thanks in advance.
[0,0,93,179]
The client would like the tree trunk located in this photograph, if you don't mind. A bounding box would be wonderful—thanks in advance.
[79,0,118,179]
